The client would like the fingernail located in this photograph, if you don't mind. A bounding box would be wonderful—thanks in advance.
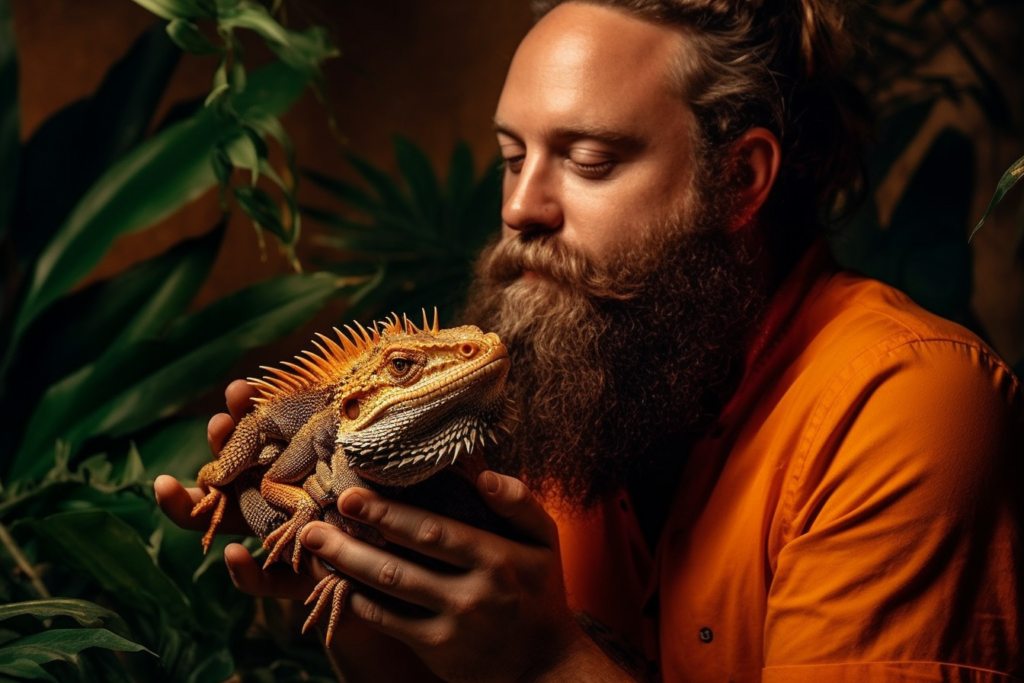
[341,491,364,517]
[482,471,500,494]
[303,526,325,550]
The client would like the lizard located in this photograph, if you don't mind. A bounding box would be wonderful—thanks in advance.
[190,311,511,643]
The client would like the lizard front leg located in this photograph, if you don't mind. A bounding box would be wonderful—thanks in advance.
[260,409,340,570]
[192,419,282,551]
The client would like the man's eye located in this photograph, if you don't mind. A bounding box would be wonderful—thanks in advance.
[502,155,525,173]
[567,159,615,178]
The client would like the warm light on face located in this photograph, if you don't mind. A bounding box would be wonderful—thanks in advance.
[494,3,699,264]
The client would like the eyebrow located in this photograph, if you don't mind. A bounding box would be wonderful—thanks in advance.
[492,119,646,153]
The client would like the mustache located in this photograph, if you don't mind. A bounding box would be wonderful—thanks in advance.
[477,233,638,301]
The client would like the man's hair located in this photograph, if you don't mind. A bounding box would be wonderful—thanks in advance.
[532,0,871,269]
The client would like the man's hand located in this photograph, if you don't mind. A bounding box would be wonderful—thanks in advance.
[297,472,629,683]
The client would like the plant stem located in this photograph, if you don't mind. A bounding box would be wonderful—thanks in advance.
[0,519,50,599]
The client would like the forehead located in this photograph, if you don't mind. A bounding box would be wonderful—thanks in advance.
[496,3,687,135]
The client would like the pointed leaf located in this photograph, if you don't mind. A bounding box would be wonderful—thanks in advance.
[346,153,420,230]
[13,61,310,344]
[0,628,150,671]
[969,154,1024,241]
[12,273,352,479]
[0,600,131,641]
[0,225,224,468]
[32,510,193,623]
[166,18,222,56]
[11,22,180,269]
[394,135,442,232]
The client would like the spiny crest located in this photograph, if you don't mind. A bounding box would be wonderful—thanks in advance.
[248,309,442,403]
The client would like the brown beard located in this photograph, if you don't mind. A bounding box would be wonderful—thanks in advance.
[460,214,766,510]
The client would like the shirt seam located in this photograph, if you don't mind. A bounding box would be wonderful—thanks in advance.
[778,335,1018,545]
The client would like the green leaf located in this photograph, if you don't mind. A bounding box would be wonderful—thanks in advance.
[233,186,287,241]
[166,18,222,56]
[394,135,443,232]
[0,628,150,681]
[11,22,180,270]
[969,154,1024,241]
[0,0,20,242]
[346,153,421,231]
[12,60,310,346]
[138,417,210,481]
[0,225,223,471]
[12,273,351,479]
[33,511,192,623]
[131,0,213,20]
[0,600,131,641]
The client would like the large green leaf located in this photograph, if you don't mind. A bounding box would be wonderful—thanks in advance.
[12,272,351,479]
[395,135,443,231]
[33,511,192,623]
[12,60,309,345]
[0,600,131,641]
[0,226,223,474]
[0,0,19,243]
[0,628,149,682]
[11,22,180,271]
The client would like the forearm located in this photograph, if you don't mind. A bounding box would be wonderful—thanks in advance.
[324,614,445,683]
[523,631,645,683]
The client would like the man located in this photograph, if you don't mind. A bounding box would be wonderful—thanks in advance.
[157,1,1023,681]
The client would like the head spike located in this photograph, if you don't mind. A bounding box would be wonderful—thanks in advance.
[421,308,430,332]
[304,347,334,372]
[282,361,319,383]
[319,331,346,359]
[353,321,374,345]
[432,307,439,333]
[337,327,362,357]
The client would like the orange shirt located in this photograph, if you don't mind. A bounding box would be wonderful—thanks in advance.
[552,243,1023,682]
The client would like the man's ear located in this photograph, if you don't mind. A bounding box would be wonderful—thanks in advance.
[726,127,780,232]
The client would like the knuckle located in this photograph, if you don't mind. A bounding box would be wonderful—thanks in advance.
[359,598,385,625]
[416,516,444,546]
[376,560,403,588]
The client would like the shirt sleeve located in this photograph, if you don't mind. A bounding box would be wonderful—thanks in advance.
[763,339,1023,681]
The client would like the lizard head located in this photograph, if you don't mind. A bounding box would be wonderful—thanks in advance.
[334,313,511,486]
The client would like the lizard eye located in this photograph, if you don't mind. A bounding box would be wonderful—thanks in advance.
[390,357,412,376]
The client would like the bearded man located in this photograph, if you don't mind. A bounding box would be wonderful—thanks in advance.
[157,1,1023,681]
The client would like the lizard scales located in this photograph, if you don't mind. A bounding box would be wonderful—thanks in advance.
[191,311,511,642]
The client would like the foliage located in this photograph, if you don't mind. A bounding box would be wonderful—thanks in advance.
[828,0,1022,372]
[304,137,503,326]
[131,0,340,270]
[0,2,350,680]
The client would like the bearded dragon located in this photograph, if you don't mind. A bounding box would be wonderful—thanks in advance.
[190,312,511,642]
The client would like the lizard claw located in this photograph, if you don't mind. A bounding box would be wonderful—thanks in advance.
[262,501,319,572]
[192,487,228,554]
[303,572,349,645]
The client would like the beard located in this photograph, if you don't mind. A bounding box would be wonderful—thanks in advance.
[460,194,767,510]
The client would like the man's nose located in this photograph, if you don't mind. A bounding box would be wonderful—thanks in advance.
[501,156,562,233]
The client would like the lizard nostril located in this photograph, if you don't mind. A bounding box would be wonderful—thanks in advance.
[343,398,360,420]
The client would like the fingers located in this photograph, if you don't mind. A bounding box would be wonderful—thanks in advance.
[207,413,236,456]
[224,543,315,601]
[300,522,451,613]
[225,379,258,423]
[477,471,559,548]
[336,489,491,569]
[154,475,252,536]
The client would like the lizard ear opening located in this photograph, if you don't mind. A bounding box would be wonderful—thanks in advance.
[343,397,361,421]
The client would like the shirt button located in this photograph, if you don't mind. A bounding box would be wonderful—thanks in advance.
[698,627,713,643]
